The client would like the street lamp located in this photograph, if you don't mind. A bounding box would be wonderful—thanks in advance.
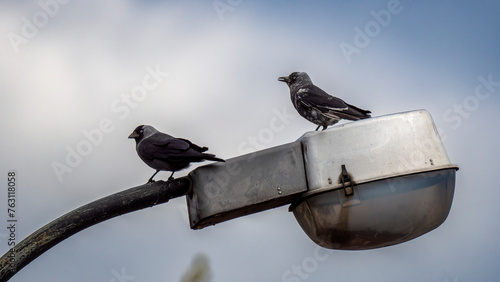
[187,110,458,249]
[0,110,459,280]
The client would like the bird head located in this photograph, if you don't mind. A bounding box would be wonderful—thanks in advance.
[128,125,157,142]
[278,72,312,89]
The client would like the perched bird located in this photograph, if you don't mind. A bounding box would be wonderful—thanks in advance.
[128,125,224,183]
[278,72,371,131]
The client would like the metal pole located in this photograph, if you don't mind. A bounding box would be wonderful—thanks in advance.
[0,177,191,281]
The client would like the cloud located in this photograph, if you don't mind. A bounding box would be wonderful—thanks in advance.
[1,1,500,281]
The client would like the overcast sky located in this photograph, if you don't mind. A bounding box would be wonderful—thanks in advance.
[1,1,500,281]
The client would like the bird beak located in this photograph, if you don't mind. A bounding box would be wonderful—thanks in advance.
[278,76,289,83]
[128,132,139,139]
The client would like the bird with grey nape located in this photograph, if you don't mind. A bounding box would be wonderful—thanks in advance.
[129,125,225,183]
[278,72,371,131]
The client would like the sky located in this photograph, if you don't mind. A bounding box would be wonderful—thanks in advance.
[1,0,500,281]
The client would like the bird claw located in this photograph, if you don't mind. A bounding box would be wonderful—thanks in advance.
[147,179,156,184]
[167,176,175,182]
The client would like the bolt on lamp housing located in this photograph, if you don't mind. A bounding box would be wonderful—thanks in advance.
[186,110,458,250]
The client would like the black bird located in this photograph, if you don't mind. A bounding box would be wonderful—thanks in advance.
[278,72,371,131]
[128,125,225,183]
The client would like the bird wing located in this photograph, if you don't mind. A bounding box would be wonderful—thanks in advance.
[296,86,348,114]
[139,132,216,162]
[138,132,189,158]
[178,138,209,152]
[297,85,370,119]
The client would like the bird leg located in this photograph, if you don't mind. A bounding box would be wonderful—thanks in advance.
[315,125,321,131]
[147,170,160,183]
[167,171,176,182]
[321,126,328,131]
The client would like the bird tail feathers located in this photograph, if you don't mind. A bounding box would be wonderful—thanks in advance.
[346,103,371,118]
[202,154,225,162]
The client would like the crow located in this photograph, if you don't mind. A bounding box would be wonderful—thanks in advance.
[129,125,224,183]
[279,72,371,131]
